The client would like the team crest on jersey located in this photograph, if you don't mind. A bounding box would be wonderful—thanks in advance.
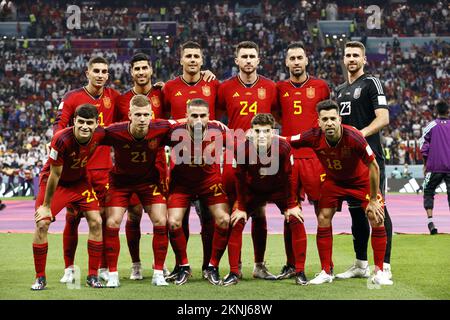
[148,138,158,150]
[202,86,211,97]
[151,96,160,108]
[353,87,362,99]
[258,88,266,99]
[103,97,111,109]
[306,87,315,99]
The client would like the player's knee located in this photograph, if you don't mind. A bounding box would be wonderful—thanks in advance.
[152,214,167,227]
[317,214,330,227]
[168,217,182,229]
[87,215,102,232]
[215,213,230,228]
[36,219,50,234]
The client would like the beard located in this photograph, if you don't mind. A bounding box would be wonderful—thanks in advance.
[240,65,256,75]
[347,63,363,74]
[135,77,150,86]
[291,68,305,78]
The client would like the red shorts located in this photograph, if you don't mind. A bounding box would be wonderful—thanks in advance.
[105,182,166,208]
[87,169,110,207]
[168,178,228,209]
[35,179,100,218]
[292,157,325,202]
[222,162,237,206]
[318,178,384,210]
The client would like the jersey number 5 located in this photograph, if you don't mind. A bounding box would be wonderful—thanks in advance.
[293,100,302,115]
[340,101,351,116]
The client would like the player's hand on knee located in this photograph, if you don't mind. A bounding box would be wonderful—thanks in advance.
[366,200,384,224]
[35,205,52,223]
[231,209,247,227]
[285,206,304,223]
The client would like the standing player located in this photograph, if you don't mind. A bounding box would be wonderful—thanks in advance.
[218,41,278,280]
[166,98,230,286]
[162,41,220,280]
[225,113,307,286]
[102,95,177,287]
[287,100,392,286]
[115,53,168,280]
[419,100,450,234]
[276,42,330,279]
[32,104,105,290]
[335,41,393,280]
[54,56,120,284]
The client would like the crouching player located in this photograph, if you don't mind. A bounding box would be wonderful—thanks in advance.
[166,98,230,286]
[286,100,392,285]
[32,104,105,290]
[102,95,177,287]
[225,113,307,286]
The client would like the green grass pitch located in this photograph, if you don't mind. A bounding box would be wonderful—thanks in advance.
[0,233,449,300]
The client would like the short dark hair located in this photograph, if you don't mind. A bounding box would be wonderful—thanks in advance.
[436,100,449,116]
[251,113,275,128]
[236,41,259,56]
[74,104,98,120]
[187,98,209,111]
[87,56,108,68]
[345,41,366,55]
[130,53,151,69]
[181,41,202,54]
[287,42,305,52]
[316,100,340,114]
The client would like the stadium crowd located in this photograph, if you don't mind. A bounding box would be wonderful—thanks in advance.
[1,0,449,196]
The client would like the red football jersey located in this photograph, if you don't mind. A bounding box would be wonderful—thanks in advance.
[41,127,105,184]
[234,137,296,210]
[53,87,120,170]
[235,138,297,210]
[277,76,330,158]
[288,125,375,185]
[116,88,164,121]
[102,119,176,185]
[166,122,229,188]
[217,75,278,131]
[162,77,219,120]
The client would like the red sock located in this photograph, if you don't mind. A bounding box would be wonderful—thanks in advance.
[125,218,141,263]
[104,226,120,272]
[251,216,267,263]
[87,240,103,276]
[316,226,333,274]
[33,243,48,278]
[99,218,108,269]
[371,226,387,271]
[201,218,215,270]
[209,224,229,267]
[283,220,295,266]
[169,227,189,265]
[153,225,168,270]
[289,216,307,273]
[228,219,245,274]
[63,213,81,268]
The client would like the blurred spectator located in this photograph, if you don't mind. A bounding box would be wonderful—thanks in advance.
[391,167,402,179]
